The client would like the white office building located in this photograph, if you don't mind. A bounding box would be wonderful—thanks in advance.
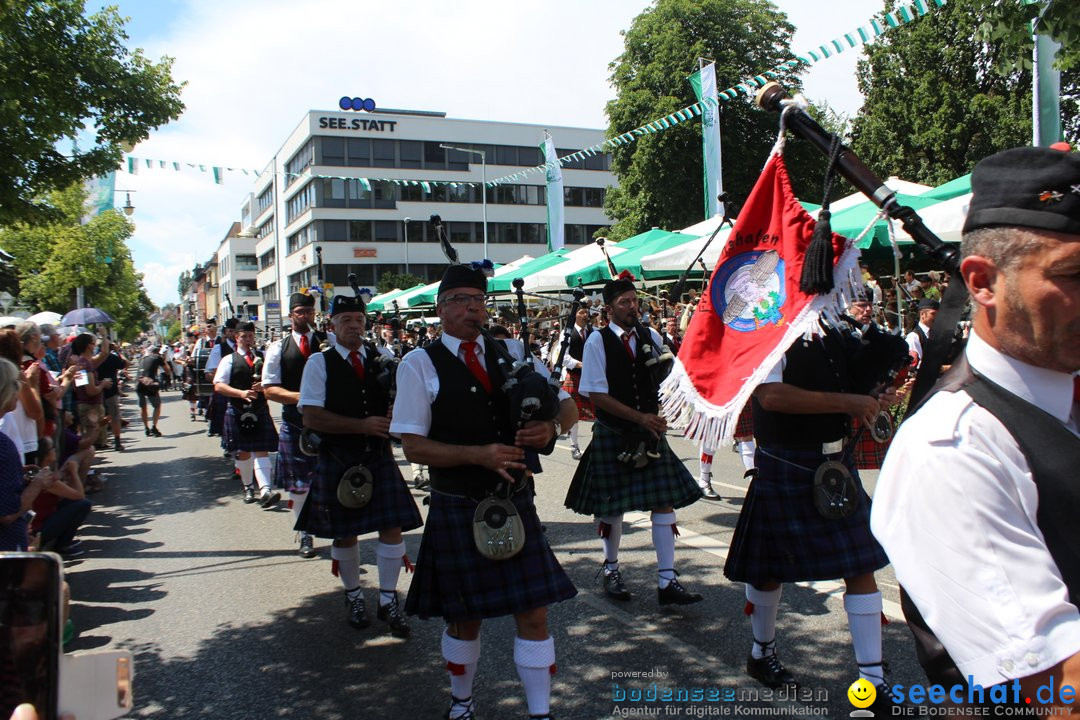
[244,107,617,310]
[214,222,261,322]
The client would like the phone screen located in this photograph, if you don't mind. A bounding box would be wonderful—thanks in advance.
[73,370,89,387]
[0,553,61,720]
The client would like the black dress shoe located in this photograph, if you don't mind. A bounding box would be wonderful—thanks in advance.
[346,591,370,629]
[298,534,316,558]
[746,653,797,689]
[376,594,410,638]
[601,567,632,601]
[259,489,281,509]
[444,695,476,720]
[657,577,703,605]
[869,682,910,715]
[242,485,256,504]
[700,482,721,500]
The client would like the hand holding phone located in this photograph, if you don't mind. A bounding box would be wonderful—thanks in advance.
[72,371,88,388]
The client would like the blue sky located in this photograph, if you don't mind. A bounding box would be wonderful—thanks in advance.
[86,0,887,307]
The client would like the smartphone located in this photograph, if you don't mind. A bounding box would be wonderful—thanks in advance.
[73,370,89,387]
[1,552,63,720]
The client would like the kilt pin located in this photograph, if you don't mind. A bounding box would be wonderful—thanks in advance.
[295,443,422,540]
[724,445,888,586]
[565,422,701,516]
[405,487,576,622]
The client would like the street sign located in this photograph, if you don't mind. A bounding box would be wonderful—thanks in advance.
[265,301,281,332]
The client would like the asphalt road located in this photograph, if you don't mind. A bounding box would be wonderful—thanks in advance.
[62,390,926,720]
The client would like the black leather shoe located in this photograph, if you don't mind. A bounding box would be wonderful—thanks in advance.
[242,486,256,504]
[445,695,476,720]
[700,482,721,500]
[346,591,370,629]
[259,489,281,509]
[376,593,411,638]
[601,567,632,601]
[658,577,703,605]
[298,534,315,558]
[869,682,909,715]
[746,653,797,689]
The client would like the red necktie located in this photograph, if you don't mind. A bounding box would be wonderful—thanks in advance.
[298,334,310,358]
[348,350,365,380]
[460,341,492,393]
[244,352,254,369]
[622,331,635,360]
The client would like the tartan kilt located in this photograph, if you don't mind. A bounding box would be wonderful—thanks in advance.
[561,369,594,421]
[223,404,279,453]
[852,427,890,470]
[208,392,227,435]
[274,420,316,492]
[734,403,754,441]
[296,443,422,539]
[564,422,701,517]
[723,445,888,585]
[404,488,577,622]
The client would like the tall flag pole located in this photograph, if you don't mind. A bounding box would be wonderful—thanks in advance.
[541,132,564,252]
[689,60,725,220]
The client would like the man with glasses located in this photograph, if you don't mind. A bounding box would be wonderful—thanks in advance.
[263,292,325,558]
[392,264,577,720]
[565,274,704,607]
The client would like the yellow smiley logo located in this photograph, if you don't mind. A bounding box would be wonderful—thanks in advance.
[848,678,877,709]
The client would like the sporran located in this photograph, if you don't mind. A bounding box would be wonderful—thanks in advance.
[472,495,525,560]
[337,464,374,509]
[812,460,859,520]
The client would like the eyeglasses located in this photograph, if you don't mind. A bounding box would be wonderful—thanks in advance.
[441,294,487,308]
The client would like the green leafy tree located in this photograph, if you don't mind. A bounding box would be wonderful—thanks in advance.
[177,269,192,300]
[851,0,1078,186]
[603,0,831,241]
[0,0,185,225]
[376,272,425,295]
[0,183,154,339]
[977,0,1080,72]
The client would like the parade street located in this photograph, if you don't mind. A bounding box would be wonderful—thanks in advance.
[63,390,925,720]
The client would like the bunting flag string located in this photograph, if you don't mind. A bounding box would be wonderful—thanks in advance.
[117,0,944,189]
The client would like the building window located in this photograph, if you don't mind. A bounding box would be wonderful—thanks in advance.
[286,182,315,224]
[373,139,396,168]
[349,220,372,242]
[287,224,314,253]
[259,249,276,270]
[321,137,345,166]
[399,141,422,169]
[256,186,274,215]
[257,218,275,239]
[288,269,314,293]
[347,138,370,167]
[235,254,258,272]
[372,181,396,209]
[373,221,398,243]
[261,283,277,302]
[285,139,314,186]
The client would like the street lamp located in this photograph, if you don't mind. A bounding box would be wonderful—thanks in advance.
[403,217,411,275]
[439,144,487,258]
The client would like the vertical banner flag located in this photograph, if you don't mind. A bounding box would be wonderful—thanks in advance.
[660,152,858,451]
[81,171,116,224]
[689,62,725,220]
[542,134,565,252]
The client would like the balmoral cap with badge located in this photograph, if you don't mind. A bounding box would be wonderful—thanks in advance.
[963,143,1080,236]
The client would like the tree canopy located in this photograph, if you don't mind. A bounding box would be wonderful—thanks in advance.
[0,183,155,339]
[850,0,1078,186]
[0,0,185,225]
[603,0,831,241]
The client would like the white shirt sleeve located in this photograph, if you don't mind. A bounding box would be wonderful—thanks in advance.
[905,331,922,362]
[389,349,438,437]
[872,392,1080,687]
[578,329,608,397]
[761,356,787,385]
[205,343,224,372]
[297,352,327,411]
[262,339,284,386]
[212,353,234,385]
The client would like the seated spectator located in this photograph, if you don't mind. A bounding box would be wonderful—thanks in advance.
[30,435,92,559]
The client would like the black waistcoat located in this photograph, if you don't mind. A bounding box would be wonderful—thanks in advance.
[567,326,588,362]
[320,344,389,446]
[901,356,1080,689]
[752,328,853,449]
[279,332,326,424]
[426,340,513,496]
[217,337,234,358]
[227,350,264,413]
[595,326,659,431]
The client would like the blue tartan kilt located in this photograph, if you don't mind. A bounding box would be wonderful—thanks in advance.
[564,422,701,517]
[223,404,279,453]
[296,444,422,540]
[208,392,227,435]
[723,445,888,585]
[404,489,577,622]
[273,420,316,492]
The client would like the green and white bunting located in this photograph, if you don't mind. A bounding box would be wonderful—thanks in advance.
[542,135,564,252]
[688,62,725,220]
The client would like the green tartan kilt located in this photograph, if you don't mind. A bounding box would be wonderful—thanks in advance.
[564,422,701,517]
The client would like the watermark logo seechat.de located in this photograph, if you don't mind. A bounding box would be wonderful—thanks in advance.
[848,676,1078,716]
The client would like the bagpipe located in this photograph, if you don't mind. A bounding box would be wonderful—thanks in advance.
[839,313,913,443]
[349,273,399,404]
[595,237,675,467]
[237,355,265,433]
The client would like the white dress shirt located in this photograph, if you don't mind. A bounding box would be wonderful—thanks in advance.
[262,330,317,387]
[390,333,566,438]
[904,322,932,365]
[872,331,1080,686]
[212,349,256,386]
[297,343,392,411]
[578,323,664,397]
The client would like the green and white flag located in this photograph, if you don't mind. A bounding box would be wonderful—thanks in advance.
[541,135,564,252]
[81,171,116,224]
[688,62,725,219]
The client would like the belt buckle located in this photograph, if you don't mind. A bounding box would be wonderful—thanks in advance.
[821,439,844,456]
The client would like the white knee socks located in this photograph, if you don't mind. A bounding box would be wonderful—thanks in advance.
[376,541,406,606]
[845,591,884,685]
[331,543,361,592]
[747,584,782,658]
[253,456,272,493]
[515,636,555,717]
[568,423,579,450]
[651,511,677,588]
[235,456,254,487]
[737,440,757,472]
[288,491,308,526]
[442,630,481,713]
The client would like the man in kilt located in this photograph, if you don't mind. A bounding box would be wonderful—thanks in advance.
[558,305,594,460]
[392,264,576,720]
[297,294,422,637]
[205,317,238,441]
[725,319,899,711]
[263,291,326,558]
[565,275,703,606]
[212,321,281,508]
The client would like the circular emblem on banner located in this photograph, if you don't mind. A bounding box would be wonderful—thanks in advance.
[711,250,786,332]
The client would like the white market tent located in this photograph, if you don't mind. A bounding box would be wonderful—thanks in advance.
[522,242,632,292]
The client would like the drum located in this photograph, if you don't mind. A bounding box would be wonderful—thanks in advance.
[192,347,214,397]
